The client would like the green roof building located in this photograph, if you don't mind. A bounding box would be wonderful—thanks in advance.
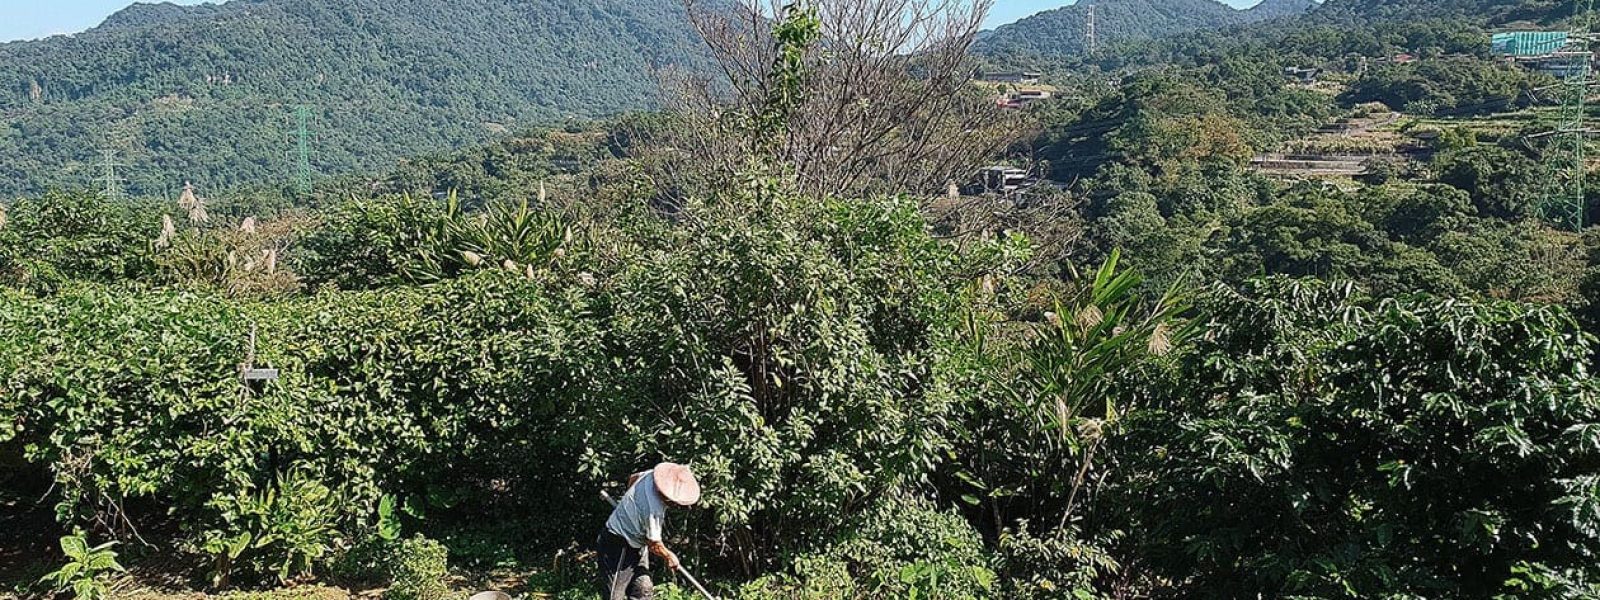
[1492,31,1571,57]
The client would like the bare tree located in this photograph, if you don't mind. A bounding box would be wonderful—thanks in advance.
[644,0,1022,200]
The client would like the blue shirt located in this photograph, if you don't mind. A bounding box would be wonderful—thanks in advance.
[606,471,667,548]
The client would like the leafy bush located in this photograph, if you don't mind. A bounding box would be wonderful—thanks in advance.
[295,195,452,289]
[573,189,993,565]
[204,468,345,586]
[0,192,160,293]
[819,495,993,599]
[994,524,1117,600]
[1101,279,1600,598]
[0,274,602,584]
[296,193,573,289]
[383,537,449,600]
[729,495,994,600]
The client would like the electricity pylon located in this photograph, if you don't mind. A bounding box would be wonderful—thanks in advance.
[1541,0,1595,230]
[97,148,125,201]
[288,104,317,197]
[1086,4,1097,57]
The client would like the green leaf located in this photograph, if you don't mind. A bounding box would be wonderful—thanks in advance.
[227,533,251,559]
[59,535,88,561]
[378,494,401,541]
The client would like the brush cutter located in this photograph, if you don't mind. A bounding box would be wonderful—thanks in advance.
[601,490,720,600]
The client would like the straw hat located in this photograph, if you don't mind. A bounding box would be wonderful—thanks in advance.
[653,462,701,506]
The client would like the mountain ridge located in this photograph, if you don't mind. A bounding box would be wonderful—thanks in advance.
[974,0,1318,59]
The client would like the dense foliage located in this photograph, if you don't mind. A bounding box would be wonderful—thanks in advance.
[0,185,1014,593]
[1103,280,1600,597]
[1342,58,1548,116]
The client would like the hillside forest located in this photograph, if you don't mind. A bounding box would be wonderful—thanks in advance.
[0,0,713,197]
[4,0,1600,599]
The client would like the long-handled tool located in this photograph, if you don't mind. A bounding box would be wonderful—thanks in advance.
[601,490,720,600]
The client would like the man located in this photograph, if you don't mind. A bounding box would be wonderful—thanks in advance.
[597,462,701,600]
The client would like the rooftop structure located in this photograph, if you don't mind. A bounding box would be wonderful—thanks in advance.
[983,71,1042,84]
[1492,31,1571,57]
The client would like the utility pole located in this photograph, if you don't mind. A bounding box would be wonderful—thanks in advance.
[97,148,125,201]
[1541,0,1594,230]
[288,104,317,197]
[1086,4,1097,57]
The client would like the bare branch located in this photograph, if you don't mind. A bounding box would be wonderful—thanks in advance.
[649,0,1024,200]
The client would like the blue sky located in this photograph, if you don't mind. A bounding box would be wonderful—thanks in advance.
[0,0,1265,43]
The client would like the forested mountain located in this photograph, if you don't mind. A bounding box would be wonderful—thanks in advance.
[1245,0,1319,21]
[973,0,1316,60]
[0,0,713,196]
[1311,0,1571,24]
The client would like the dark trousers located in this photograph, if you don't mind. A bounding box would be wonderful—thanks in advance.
[596,531,654,600]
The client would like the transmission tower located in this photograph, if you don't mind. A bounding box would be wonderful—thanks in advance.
[1086,4,1097,56]
[288,104,317,197]
[1541,0,1595,230]
[97,148,126,201]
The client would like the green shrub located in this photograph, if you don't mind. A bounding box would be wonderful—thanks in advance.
[1101,279,1600,598]
[294,195,452,289]
[384,536,449,600]
[994,524,1117,600]
[204,468,345,586]
[296,193,573,290]
[823,495,993,598]
[329,535,449,600]
[573,189,995,563]
[0,274,604,581]
[740,495,994,600]
[39,534,126,600]
[0,192,161,293]
[734,556,859,600]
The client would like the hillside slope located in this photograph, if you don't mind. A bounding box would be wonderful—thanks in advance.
[0,0,712,196]
[1309,0,1565,24]
[973,0,1315,60]
[1246,0,1319,21]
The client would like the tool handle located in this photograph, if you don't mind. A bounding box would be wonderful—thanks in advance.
[676,566,718,600]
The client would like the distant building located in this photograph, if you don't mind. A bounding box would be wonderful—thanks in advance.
[995,89,1053,110]
[974,166,1032,194]
[983,70,1042,84]
[1527,52,1593,78]
[1492,31,1592,79]
[1283,66,1320,83]
[1491,31,1570,57]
